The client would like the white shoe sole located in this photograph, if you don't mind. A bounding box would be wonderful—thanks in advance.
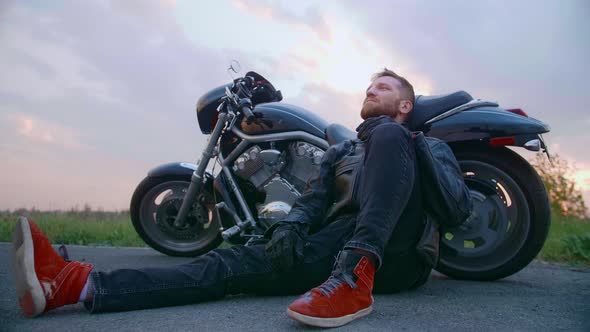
[12,216,46,317]
[287,305,373,328]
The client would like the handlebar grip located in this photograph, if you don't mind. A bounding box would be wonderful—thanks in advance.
[241,105,255,122]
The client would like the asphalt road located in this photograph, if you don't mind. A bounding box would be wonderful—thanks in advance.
[1,242,588,331]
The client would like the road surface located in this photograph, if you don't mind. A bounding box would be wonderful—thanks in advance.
[1,243,588,331]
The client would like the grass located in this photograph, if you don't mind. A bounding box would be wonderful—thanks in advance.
[1,209,589,266]
[538,213,590,265]
[0,210,146,247]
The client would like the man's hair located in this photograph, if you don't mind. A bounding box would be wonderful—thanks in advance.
[372,68,415,105]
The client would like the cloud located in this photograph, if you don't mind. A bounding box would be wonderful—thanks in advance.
[0,0,240,209]
[3,112,86,150]
[0,144,146,211]
[335,0,590,164]
[574,169,590,191]
[232,0,331,41]
[1,0,588,210]
[0,0,242,160]
[572,167,590,211]
[285,82,364,130]
[0,112,144,211]
[338,1,589,92]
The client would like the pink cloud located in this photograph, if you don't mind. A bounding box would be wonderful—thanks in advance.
[286,82,364,129]
[5,112,87,150]
[0,144,144,211]
[232,0,331,41]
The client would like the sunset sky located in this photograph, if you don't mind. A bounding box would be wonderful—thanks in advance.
[1,0,589,210]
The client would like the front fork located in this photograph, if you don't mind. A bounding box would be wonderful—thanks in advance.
[173,112,256,239]
[173,112,229,228]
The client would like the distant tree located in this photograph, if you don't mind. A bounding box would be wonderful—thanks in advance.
[531,153,588,219]
[83,203,92,212]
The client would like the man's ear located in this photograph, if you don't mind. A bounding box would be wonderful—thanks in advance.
[399,100,413,115]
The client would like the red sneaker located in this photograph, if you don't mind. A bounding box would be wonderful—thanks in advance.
[12,216,93,317]
[287,250,375,327]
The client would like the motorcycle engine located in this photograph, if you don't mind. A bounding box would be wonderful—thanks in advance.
[233,142,324,229]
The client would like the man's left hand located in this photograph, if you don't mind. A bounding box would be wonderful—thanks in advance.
[265,223,308,272]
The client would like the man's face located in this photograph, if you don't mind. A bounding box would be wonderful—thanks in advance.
[360,76,403,120]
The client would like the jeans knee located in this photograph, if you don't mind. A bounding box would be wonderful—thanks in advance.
[368,122,411,146]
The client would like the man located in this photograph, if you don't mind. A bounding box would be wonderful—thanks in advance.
[12,69,430,328]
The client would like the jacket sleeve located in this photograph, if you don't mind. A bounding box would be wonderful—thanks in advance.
[280,145,338,229]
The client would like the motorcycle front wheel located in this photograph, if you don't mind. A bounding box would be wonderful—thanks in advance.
[130,175,223,256]
[436,144,551,281]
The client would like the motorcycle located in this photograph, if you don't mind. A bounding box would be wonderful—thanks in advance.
[130,66,551,281]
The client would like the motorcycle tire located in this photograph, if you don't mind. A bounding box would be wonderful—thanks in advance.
[130,175,223,257]
[436,144,551,281]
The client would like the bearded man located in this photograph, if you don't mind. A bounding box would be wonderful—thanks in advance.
[12,68,430,328]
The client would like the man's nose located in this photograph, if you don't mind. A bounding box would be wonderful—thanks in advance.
[366,88,377,97]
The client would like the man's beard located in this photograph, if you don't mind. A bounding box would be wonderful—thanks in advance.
[360,99,400,120]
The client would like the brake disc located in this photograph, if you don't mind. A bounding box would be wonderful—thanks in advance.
[155,197,207,240]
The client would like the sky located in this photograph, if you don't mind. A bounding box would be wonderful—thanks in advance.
[1,0,589,211]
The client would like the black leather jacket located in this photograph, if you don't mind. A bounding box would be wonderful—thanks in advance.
[282,138,365,232]
[281,134,438,267]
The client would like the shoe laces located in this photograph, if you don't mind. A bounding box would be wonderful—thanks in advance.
[318,273,356,297]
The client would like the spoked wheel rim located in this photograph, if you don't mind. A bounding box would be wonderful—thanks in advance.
[138,180,220,253]
[439,160,530,273]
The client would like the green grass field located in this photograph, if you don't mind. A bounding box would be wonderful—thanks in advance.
[1,210,588,265]
[538,213,590,265]
[0,210,146,247]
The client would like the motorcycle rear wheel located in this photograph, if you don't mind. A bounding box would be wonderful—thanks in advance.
[436,144,551,280]
[130,175,223,257]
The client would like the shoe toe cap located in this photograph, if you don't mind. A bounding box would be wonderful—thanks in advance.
[288,292,333,317]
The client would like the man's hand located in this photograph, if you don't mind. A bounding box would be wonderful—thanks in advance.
[265,222,308,272]
[356,115,395,141]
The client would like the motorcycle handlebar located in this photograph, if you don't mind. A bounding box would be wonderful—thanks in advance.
[241,105,255,123]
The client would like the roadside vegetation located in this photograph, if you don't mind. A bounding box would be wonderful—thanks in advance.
[1,209,587,265]
[533,153,590,265]
[0,155,588,266]
[538,213,590,265]
[0,208,145,247]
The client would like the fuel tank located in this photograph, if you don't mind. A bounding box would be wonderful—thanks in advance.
[238,102,329,138]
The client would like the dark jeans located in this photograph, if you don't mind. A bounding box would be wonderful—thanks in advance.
[344,122,421,268]
[86,122,428,313]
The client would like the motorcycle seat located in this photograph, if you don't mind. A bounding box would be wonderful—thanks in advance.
[408,90,473,131]
[325,123,356,146]
[325,91,473,145]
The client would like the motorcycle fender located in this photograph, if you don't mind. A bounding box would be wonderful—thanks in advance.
[147,162,216,193]
[147,162,199,178]
[425,106,551,144]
